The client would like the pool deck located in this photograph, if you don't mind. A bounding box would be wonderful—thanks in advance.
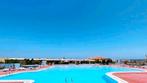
[113,72,147,83]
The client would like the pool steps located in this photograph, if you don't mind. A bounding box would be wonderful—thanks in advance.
[65,78,74,83]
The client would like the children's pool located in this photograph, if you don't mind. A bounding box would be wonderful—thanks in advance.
[0,65,141,83]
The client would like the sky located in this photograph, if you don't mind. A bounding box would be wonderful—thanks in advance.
[0,0,147,59]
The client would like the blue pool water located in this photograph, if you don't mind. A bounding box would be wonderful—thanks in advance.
[0,65,141,83]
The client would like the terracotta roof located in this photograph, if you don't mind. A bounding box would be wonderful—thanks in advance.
[90,56,105,59]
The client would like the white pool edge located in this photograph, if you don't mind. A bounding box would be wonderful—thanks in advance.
[106,72,128,83]
[0,80,34,83]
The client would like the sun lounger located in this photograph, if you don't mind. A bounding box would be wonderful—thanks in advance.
[18,67,26,70]
[2,68,9,72]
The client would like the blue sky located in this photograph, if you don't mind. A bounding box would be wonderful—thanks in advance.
[0,0,147,59]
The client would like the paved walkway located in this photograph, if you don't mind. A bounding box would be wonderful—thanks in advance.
[113,72,147,83]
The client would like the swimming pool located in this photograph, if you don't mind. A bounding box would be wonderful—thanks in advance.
[0,65,141,83]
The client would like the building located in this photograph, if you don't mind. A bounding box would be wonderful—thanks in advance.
[0,58,5,63]
[119,59,146,66]
[0,57,113,65]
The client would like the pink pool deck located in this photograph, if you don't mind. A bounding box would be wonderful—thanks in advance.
[113,72,147,83]
[0,65,50,75]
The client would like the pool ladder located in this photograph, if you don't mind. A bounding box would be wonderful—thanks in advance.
[65,78,74,83]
